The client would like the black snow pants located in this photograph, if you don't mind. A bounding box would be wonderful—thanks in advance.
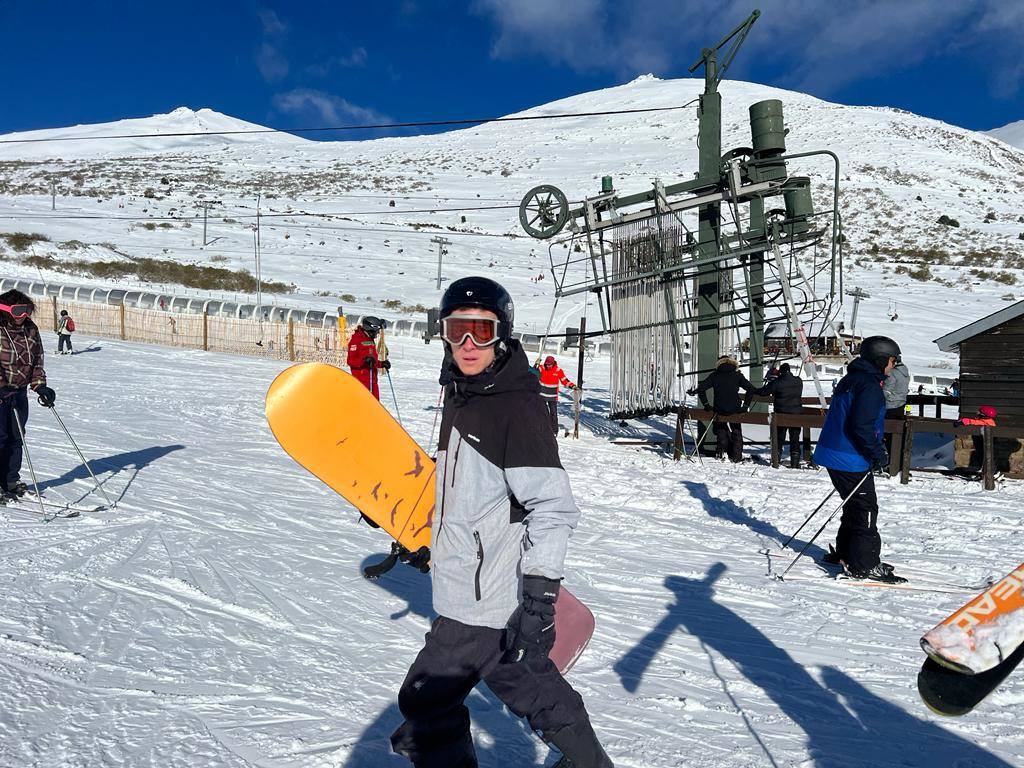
[827,468,881,573]
[713,419,744,462]
[544,398,559,436]
[58,334,73,353]
[776,426,801,466]
[0,388,28,491]
[391,616,611,768]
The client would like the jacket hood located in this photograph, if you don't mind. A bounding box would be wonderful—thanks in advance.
[849,356,886,380]
[443,339,540,404]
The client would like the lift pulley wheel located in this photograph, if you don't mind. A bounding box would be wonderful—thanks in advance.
[519,185,570,239]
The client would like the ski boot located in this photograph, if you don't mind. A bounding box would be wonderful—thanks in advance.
[7,481,28,498]
[846,561,907,584]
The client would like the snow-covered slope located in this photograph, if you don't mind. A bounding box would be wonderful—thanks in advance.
[988,120,1024,151]
[1,331,1021,767]
[1,78,1023,376]
[0,107,305,160]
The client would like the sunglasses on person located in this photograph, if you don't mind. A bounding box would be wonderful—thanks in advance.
[0,303,31,318]
[441,314,500,347]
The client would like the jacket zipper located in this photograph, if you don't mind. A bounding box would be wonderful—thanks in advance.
[451,436,461,487]
[473,530,484,601]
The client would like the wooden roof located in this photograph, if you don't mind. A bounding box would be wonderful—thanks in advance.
[934,300,1024,352]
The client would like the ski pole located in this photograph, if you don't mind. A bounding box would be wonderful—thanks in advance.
[385,369,403,427]
[690,418,716,459]
[778,471,871,580]
[427,386,444,451]
[11,408,47,518]
[780,486,838,550]
[47,405,115,508]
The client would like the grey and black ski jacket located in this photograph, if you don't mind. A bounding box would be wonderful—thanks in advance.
[431,341,580,629]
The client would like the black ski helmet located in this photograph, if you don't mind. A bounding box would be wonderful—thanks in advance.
[361,316,385,337]
[859,335,901,372]
[439,276,514,341]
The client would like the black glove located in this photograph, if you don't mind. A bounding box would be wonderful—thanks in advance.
[686,388,697,396]
[871,451,890,474]
[35,385,56,408]
[363,355,376,369]
[502,575,560,664]
[399,545,430,573]
[381,359,392,371]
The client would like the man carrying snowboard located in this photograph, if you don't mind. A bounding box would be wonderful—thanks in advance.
[813,336,905,583]
[390,276,613,768]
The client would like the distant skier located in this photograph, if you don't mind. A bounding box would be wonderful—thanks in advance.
[56,309,75,355]
[347,316,390,400]
[0,290,56,500]
[688,356,755,462]
[536,355,577,436]
[813,336,905,583]
[754,362,804,468]
[390,276,613,768]
[882,354,910,463]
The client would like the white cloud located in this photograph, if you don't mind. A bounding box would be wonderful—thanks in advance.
[256,7,289,83]
[472,0,1024,100]
[272,88,391,126]
[307,47,369,77]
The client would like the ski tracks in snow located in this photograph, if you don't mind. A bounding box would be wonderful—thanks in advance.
[1,334,1022,766]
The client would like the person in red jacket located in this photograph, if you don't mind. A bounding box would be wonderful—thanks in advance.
[347,316,390,400]
[957,404,997,427]
[537,355,576,436]
[958,405,997,471]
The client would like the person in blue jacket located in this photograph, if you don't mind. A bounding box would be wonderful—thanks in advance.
[813,336,906,583]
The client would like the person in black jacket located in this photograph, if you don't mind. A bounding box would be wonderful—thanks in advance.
[391,276,612,768]
[688,356,755,462]
[755,362,804,468]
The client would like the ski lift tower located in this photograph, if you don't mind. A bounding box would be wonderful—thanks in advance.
[516,8,848,420]
[690,10,762,387]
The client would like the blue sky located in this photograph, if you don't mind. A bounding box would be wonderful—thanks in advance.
[1,0,1021,139]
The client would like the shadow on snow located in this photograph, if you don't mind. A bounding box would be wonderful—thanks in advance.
[614,563,1012,768]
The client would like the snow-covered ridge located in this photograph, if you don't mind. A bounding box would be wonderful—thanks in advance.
[0,77,1022,376]
[987,119,1024,151]
[0,106,305,160]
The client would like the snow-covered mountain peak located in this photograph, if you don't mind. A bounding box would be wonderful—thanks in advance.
[987,119,1024,150]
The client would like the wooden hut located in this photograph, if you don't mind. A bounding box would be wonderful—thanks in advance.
[935,300,1024,426]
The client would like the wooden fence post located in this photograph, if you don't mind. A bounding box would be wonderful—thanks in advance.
[673,407,684,462]
[900,419,915,484]
[202,312,209,351]
[51,296,58,331]
[888,423,903,477]
[983,427,995,491]
[770,413,780,468]
[119,304,126,340]
[287,318,295,362]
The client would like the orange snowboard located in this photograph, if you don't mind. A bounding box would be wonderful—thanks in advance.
[265,362,595,675]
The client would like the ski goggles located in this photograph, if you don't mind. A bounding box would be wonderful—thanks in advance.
[0,303,31,319]
[441,314,500,347]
